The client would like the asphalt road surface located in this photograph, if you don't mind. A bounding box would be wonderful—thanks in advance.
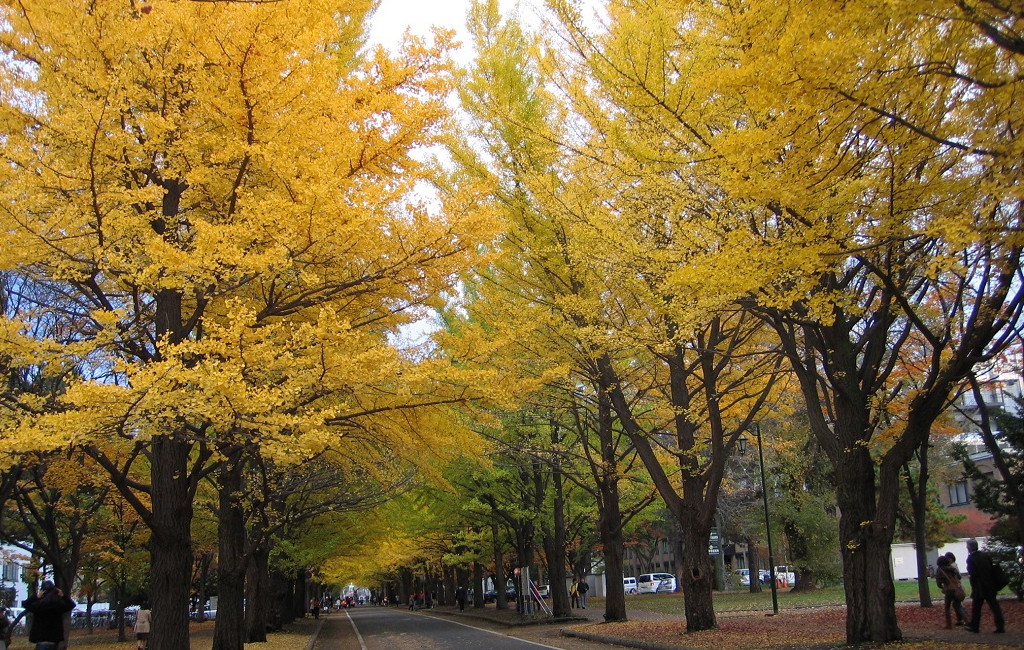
[312,608,593,650]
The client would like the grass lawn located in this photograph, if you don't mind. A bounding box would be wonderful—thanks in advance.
[613,580,949,615]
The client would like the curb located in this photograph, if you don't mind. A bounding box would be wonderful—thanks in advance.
[303,616,326,650]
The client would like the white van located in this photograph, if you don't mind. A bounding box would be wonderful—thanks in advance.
[623,577,638,594]
[638,572,677,594]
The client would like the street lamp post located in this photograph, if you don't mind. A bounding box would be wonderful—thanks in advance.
[753,424,779,616]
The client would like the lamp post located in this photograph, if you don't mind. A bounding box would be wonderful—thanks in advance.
[754,424,779,615]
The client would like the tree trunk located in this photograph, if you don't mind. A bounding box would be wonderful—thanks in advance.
[195,552,212,622]
[472,562,484,609]
[835,448,901,643]
[213,450,246,650]
[908,438,933,607]
[545,441,571,618]
[269,569,291,627]
[398,567,412,609]
[746,539,762,593]
[492,522,508,610]
[293,569,307,619]
[443,564,457,607]
[679,520,716,630]
[149,435,194,650]
[596,384,628,622]
[245,546,271,642]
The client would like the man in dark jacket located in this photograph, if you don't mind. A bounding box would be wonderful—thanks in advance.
[22,580,75,650]
[965,539,1006,633]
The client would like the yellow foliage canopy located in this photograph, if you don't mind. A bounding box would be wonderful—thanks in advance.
[0,0,498,468]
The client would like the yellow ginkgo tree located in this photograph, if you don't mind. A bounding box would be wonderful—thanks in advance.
[547,0,1024,643]
[0,2,496,649]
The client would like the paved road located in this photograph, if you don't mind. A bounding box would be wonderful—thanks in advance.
[313,608,575,650]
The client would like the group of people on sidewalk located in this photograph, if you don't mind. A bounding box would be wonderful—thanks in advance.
[935,539,1007,634]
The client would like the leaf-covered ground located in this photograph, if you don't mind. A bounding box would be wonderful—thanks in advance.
[568,599,1024,649]
[34,617,319,649]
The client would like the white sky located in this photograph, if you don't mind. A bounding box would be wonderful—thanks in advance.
[369,0,478,49]
[368,1,590,55]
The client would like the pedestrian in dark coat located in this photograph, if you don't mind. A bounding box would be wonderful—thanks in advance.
[965,539,1005,633]
[22,580,75,650]
[455,586,467,611]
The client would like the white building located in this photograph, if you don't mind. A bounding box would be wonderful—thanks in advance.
[1,544,31,608]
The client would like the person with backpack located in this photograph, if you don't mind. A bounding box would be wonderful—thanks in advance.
[965,539,1006,633]
[576,578,589,609]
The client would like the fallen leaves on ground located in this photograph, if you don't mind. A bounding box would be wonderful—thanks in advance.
[577,599,1024,649]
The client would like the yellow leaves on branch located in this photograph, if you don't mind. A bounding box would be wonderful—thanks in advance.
[0,0,499,475]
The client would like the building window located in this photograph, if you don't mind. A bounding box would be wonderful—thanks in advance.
[948,481,970,506]
[2,563,18,583]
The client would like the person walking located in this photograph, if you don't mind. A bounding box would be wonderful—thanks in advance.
[569,580,579,608]
[22,580,75,650]
[577,578,589,609]
[456,585,467,612]
[134,601,151,650]
[965,539,1006,633]
[935,556,966,628]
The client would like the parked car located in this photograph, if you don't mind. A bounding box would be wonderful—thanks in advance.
[623,576,638,594]
[637,572,677,594]
[655,573,677,592]
[736,568,751,586]
[537,584,550,599]
[736,568,775,586]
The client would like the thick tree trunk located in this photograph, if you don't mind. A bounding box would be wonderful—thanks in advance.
[836,448,901,643]
[149,435,194,650]
[598,480,628,621]
[679,520,716,631]
[472,562,485,609]
[213,451,246,650]
[293,569,307,619]
[245,546,271,642]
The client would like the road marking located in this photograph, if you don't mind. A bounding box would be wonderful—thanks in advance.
[345,609,369,650]
[413,611,567,649]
